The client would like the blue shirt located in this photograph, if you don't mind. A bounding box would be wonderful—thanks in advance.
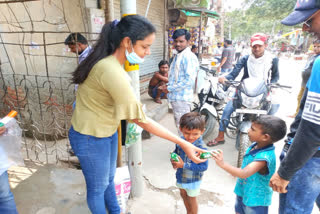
[174,136,208,189]
[234,142,275,207]
[167,50,199,102]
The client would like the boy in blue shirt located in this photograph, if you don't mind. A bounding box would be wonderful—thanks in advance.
[171,112,208,214]
[212,115,287,214]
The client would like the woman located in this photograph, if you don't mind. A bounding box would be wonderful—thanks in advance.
[68,15,206,214]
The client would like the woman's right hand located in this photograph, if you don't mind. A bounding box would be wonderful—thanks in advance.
[179,142,207,164]
[0,126,6,136]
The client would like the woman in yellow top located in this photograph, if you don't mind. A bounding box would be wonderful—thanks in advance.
[68,15,206,214]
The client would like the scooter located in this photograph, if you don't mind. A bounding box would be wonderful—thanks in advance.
[192,66,227,142]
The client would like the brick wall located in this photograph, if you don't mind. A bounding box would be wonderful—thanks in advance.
[140,72,154,94]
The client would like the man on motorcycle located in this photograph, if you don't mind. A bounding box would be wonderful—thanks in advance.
[207,33,279,147]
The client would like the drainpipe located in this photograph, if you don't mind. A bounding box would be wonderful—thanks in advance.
[120,0,143,198]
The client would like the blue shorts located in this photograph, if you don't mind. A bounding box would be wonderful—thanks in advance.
[235,195,268,214]
[150,86,165,99]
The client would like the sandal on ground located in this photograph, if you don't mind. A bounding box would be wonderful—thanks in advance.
[207,139,225,147]
[154,98,162,104]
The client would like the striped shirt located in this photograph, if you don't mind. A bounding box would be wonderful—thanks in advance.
[167,50,199,102]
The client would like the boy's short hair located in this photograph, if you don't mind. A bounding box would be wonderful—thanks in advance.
[191,45,197,49]
[252,115,287,142]
[158,60,169,68]
[64,33,88,45]
[172,29,191,41]
[179,112,205,131]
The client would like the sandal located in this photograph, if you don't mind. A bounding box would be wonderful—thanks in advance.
[154,98,162,104]
[207,139,225,147]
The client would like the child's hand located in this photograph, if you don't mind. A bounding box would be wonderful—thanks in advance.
[0,126,6,136]
[171,156,184,169]
[170,159,177,169]
[211,149,224,167]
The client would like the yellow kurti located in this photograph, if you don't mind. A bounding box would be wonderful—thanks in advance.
[71,55,147,138]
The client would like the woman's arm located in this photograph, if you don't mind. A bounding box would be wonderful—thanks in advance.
[133,118,206,164]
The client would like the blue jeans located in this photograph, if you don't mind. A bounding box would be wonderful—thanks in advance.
[279,157,320,214]
[221,68,233,74]
[219,100,234,132]
[235,195,268,214]
[69,127,120,214]
[0,171,18,214]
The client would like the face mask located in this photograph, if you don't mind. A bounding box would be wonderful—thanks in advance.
[125,43,144,64]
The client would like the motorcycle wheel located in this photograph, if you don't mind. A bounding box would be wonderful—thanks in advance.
[200,109,216,142]
[237,133,252,168]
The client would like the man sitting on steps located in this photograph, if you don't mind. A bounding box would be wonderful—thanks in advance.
[148,60,169,104]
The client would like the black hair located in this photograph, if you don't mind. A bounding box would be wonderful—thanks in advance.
[65,33,88,45]
[225,39,232,45]
[158,60,169,68]
[313,39,320,44]
[172,29,191,41]
[71,15,156,84]
[180,112,205,131]
[252,115,287,142]
[191,45,197,50]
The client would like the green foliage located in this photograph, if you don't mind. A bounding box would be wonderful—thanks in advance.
[225,0,297,41]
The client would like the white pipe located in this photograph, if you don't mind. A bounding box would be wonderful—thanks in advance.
[145,0,152,17]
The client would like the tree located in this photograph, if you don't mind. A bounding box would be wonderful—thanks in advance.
[225,0,297,41]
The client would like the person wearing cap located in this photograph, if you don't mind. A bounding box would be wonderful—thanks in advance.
[206,33,279,147]
[217,39,235,74]
[269,0,320,213]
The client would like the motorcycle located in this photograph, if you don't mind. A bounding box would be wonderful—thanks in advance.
[192,66,230,142]
[225,78,291,167]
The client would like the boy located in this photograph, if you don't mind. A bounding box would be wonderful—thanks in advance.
[148,60,169,104]
[212,115,287,214]
[171,112,208,214]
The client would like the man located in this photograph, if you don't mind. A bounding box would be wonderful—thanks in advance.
[167,29,199,130]
[269,1,320,213]
[65,33,92,156]
[234,41,243,62]
[191,45,199,58]
[217,39,235,74]
[213,42,223,63]
[64,33,92,64]
[148,60,169,104]
[207,33,279,147]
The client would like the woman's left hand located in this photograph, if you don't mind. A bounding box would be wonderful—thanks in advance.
[179,142,207,164]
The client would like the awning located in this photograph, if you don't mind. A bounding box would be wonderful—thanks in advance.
[181,9,219,19]
[281,29,301,38]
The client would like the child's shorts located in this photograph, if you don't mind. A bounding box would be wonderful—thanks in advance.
[176,183,200,197]
[235,195,268,214]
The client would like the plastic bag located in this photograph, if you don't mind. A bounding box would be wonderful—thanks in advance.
[114,166,131,213]
[0,118,24,176]
[125,123,143,148]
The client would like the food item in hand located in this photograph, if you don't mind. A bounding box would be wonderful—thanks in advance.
[200,152,213,159]
[171,152,179,162]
